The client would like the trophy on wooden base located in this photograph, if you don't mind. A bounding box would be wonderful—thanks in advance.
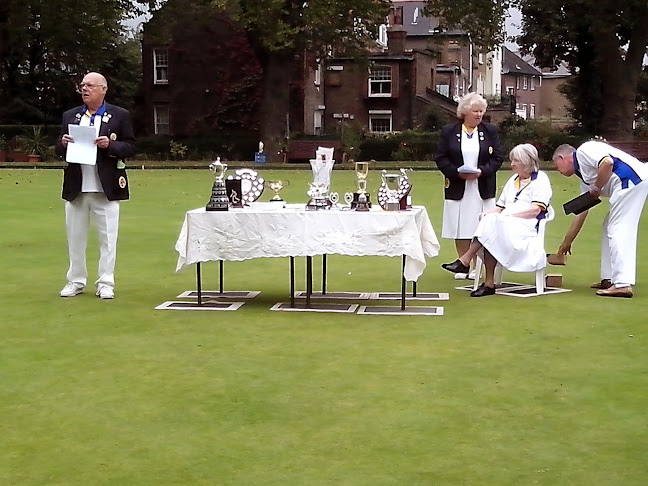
[265,179,290,202]
[206,157,229,211]
[352,161,371,211]
[378,168,413,210]
[380,170,402,211]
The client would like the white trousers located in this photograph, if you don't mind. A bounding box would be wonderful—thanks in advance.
[600,181,648,286]
[65,192,120,290]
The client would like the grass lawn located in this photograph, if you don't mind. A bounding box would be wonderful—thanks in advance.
[1,167,647,485]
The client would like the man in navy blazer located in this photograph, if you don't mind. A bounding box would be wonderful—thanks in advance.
[55,72,135,299]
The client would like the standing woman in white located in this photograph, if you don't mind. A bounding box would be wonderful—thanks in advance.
[435,93,503,278]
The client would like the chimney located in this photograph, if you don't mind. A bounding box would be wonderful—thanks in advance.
[387,26,407,55]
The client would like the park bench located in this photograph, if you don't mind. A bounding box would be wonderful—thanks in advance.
[287,140,343,163]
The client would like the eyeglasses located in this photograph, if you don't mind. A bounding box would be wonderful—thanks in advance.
[76,82,106,92]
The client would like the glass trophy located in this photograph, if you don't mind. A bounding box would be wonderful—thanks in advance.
[307,152,335,210]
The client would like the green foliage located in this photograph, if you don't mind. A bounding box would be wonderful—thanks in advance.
[17,126,49,156]
[135,134,259,161]
[169,140,188,160]
[211,0,389,56]
[498,116,588,160]
[358,135,400,162]
[0,0,147,123]
[391,131,440,161]
[417,106,452,132]
[357,131,440,162]
[425,0,648,138]
[337,121,364,162]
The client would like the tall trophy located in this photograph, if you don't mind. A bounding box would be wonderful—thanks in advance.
[206,157,229,211]
[307,150,335,210]
[352,161,371,211]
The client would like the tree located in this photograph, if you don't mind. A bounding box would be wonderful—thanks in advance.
[424,0,648,139]
[0,0,152,123]
[195,0,390,159]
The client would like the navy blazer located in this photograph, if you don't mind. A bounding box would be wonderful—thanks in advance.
[435,121,503,200]
[55,103,136,202]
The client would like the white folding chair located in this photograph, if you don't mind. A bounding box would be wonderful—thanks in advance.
[473,206,555,294]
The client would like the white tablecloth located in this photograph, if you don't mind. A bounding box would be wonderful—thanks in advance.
[175,204,439,281]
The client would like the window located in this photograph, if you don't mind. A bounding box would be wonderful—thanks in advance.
[314,63,321,86]
[154,106,169,135]
[478,53,484,65]
[369,66,392,97]
[515,77,520,90]
[436,84,450,97]
[154,48,168,84]
[412,7,419,24]
[313,111,323,135]
[530,104,536,119]
[378,24,388,46]
[368,110,392,133]
[530,76,535,90]
[523,76,528,90]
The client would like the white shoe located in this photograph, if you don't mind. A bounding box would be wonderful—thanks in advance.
[60,282,84,297]
[453,272,468,280]
[468,270,476,280]
[96,285,114,300]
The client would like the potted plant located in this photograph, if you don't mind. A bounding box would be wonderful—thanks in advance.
[19,126,48,162]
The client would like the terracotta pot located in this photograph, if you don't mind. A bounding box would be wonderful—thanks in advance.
[28,154,41,163]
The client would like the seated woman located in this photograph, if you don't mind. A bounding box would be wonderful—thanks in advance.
[441,143,552,297]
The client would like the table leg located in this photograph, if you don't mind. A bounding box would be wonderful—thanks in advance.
[401,255,406,311]
[413,281,417,297]
[290,257,295,308]
[322,254,327,295]
[306,256,313,308]
[197,262,202,306]
[219,260,224,294]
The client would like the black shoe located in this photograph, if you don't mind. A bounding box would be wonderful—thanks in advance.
[441,259,470,274]
[470,285,496,297]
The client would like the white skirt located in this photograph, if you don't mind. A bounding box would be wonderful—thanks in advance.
[442,180,495,239]
[474,213,546,272]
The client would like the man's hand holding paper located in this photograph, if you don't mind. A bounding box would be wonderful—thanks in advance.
[66,124,98,165]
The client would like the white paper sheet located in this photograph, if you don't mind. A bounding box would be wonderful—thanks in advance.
[66,124,98,165]
[457,165,481,174]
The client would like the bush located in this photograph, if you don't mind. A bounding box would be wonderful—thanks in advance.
[358,135,400,161]
[497,116,590,160]
[357,131,439,162]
